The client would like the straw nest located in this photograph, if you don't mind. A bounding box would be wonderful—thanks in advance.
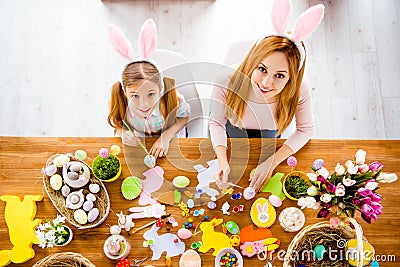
[43,154,110,229]
[32,252,96,267]
[283,218,374,267]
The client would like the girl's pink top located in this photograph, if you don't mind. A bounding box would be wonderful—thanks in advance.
[209,73,314,153]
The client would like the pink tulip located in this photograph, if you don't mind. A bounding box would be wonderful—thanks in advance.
[369,161,383,172]
[370,193,382,202]
[358,188,372,197]
[361,204,374,216]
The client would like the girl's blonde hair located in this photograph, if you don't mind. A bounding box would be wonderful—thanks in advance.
[107,61,179,131]
[226,36,305,135]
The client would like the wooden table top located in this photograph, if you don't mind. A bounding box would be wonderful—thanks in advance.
[1,137,399,267]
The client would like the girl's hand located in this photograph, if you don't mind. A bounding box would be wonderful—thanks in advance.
[214,163,231,190]
[149,134,171,158]
[121,129,141,146]
[249,156,276,192]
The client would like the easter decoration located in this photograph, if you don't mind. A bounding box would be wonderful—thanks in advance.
[116,211,135,232]
[282,171,310,200]
[35,215,73,247]
[250,197,276,228]
[239,225,274,244]
[0,195,43,267]
[129,203,166,219]
[278,207,305,232]
[143,223,185,260]
[214,248,243,267]
[32,252,96,267]
[139,166,165,205]
[92,148,122,182]
[240,237,280,258]
[179,249,201,267]
[42,153,111,229]
[121,176,143,200]
[198,217,232,256]
[193,159,220,201]
[260,172,286,200]
[103,225,131,260]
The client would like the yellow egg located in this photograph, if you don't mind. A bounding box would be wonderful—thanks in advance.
[50,174,63,190]
[74,209,88,225]
[110,145,121,156]
[53,154,70,167]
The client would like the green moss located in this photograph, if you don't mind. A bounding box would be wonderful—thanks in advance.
[92,154,120,180]
[285,175,309,199]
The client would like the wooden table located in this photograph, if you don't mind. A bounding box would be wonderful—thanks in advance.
[1,137,399,266]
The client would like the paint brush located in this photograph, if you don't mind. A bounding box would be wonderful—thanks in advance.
[122,120,149,154]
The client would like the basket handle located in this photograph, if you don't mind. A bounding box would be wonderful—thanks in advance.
[347,217,364,267]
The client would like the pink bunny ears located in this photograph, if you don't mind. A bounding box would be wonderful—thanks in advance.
[109,18,157,61]
[268,0,325,69]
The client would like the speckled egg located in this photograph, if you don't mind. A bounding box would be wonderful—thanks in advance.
[225,221,240,235]
[144,154,156,168]
[86,193,96,202]
[177,228,192,239]
[172,176,190,188]
[67,171,79,180]
[74,209,88,224]
[89,183,100,194]
[88,208,99,222]
[50,174,63,190]
[61,185,71,197]
[83,200,94,211]
[243,187,256,200]
[207,201,217,210]
[53,155,70,167]
[45,165,57,176]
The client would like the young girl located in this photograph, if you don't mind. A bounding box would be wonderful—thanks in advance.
[210,0,324,191]
[107,20,190,158]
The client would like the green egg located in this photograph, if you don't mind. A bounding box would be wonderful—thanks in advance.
[314,244,326,260]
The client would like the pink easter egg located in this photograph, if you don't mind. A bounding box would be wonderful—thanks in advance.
[99,148,109,158]
[177,228,192,239]
[287,156,297,168]
[269,195,283,207]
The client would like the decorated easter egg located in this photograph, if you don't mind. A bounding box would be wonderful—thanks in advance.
[144,154,156,168]
[179,249,201,267]
[177,228,192,239]
[314,244,326,260]
[243,187,256,200]
[250,197,276,228]
[207,201,217,209]
[313,159,324,170]
[110,144,121,156]
[74,209,88,224]
[225,221,240,235]
[88,208,99,222]
[268,195,282,207]
[74,149,87,161]
[230,235,241,246]
[86,193,96,202]
[172,175,190,188]
[50,174,63,190]
[187,198,195,209]
[83,200,94,211]
[45,165,57,176]
[61,185,71,197]
[53,154,70,167]
[346,239,375,266]
[89,183,100,194]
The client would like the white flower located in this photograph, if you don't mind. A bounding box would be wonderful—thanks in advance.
[307,172,318,182]
[53,215,66,225]
[355,149,366,165]
[335,163,345,175]
[320,193,332,203]
[297,197,320,209]
[335,184,346,197]
[358,164,369,173]
[307,186,319,196]
[57,236,64,244]
[377,172,398,183]
[365,181,378,191]
[342,177,356,187]
[317,167,330,179]
[346,161,358,175]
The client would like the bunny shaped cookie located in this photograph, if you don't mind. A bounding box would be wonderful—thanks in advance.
[250,197,276,228]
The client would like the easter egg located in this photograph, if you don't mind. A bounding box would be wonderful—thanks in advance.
[314,244,326,260]
[287,156,297,167]
[45,165,57,176]
[110,144,121,156]
[172,175,190,188]
[313,159,324,170]
[250,197,276,228]
[243,187,256,200]
[83,200,94,211]
[50,174,63,190]
[179,249,201,267]
[279,207,305,232]
[225,221,240,235]
[144,154,156,168]
[207,201,216,209]
[187,198,195,209]
[61,185,71,197]
[99,148,109,158]
[74,149,87,161]
[53,154,70,167]
[346,239,375,266]
[177,228,192,239]
[86,193,96,202]
[89,183,100,194]
[88,208,99,222]
[74,209,88,224]
[268,195,282,207]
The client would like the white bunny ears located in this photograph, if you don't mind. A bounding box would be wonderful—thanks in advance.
[265,0,325,70]
[109,19,161,88]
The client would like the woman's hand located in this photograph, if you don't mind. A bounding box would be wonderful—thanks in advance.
[149,134,171,158]
[121,129,141,146]
[215,164,231,190]
[249,156,276,192]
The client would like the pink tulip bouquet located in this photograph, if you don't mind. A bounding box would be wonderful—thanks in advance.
[297,149,397,223]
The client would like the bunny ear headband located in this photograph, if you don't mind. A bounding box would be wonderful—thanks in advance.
[261,0,325,70]
[109,18,162,89]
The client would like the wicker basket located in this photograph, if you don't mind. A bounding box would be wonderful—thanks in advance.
[283,218,374,267]
[32,252,96,267]
[42,153,110,229]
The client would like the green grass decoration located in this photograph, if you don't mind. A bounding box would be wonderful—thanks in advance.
[285,175,309,199]
[121,176,142,200]
[92,154,120,180]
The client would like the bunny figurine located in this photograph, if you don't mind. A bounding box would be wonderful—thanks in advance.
[143,223,185,260]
